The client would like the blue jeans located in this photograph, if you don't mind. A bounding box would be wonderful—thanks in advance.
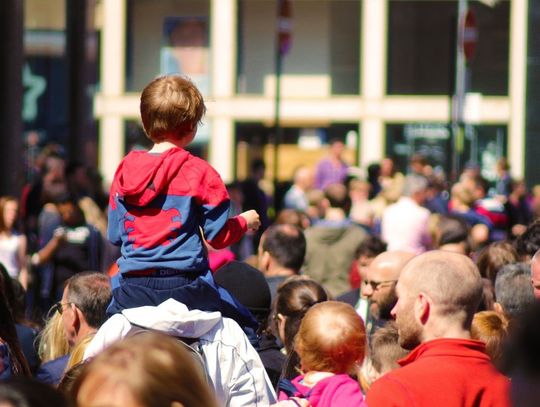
[107,269,259,347]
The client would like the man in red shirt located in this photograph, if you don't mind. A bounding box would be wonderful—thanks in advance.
[366,250,511,407]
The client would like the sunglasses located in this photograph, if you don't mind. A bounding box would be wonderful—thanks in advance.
[362,279,396,291]
[51,301,74,315]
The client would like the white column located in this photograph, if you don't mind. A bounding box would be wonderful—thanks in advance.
[508,0,528,179]
[359,0,388,167]
[209,0,236,182]
[361,119,385,167]
[99,117,124,188]
[98,0,126,185]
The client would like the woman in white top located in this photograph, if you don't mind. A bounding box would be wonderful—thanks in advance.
[0,196,28,288]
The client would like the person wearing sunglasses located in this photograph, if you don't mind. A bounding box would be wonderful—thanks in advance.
[361,251,415,335]
[35,272,111,386]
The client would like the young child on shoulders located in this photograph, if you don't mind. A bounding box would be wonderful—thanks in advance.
[107,75,260,332]
[276,301,367,407]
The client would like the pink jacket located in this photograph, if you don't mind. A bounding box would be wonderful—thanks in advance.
[278,374,367,407]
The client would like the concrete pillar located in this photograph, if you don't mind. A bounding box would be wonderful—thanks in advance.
[525,0,540,186]
[209,0,237,182]
[508,0,528,179]
[360,0,388,167]
[98,0,126,185]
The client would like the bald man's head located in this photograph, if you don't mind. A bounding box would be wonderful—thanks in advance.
[362,251,415,320]
[369,251,416,281]
[399,251,483,327]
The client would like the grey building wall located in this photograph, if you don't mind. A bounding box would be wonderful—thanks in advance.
[526,0,540,187]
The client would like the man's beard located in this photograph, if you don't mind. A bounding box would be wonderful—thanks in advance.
[377,290,398,320]
[395,306,422,350]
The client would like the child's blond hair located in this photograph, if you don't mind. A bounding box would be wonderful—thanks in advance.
[295,301,366,374]
[140,75,206,143]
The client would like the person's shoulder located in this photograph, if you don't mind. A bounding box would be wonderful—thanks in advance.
[383,199,401,213]
[118,149,147,165]
[419,205,431,217]
[207,316,245,342]
[181,154,221,179]
[336,289,360,306]
[202,317,261,364]
[181,152,210,167]
[319,374,365,403]
[366,370,413,405]
[39,354,70,370]
[35,355,70,385]
[346,223,368,235]
[316,157,330,167]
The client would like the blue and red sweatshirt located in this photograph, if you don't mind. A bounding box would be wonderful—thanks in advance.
[108,147,247,274]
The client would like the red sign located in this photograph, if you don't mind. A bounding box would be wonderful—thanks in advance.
[461,10,478,62]
[277,0,292,56]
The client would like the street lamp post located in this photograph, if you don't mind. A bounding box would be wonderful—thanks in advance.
[451,0,468,182]
[451,0,477,182]
[273,0,292,207]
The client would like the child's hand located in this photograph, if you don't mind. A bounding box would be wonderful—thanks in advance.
[240,210,261,231]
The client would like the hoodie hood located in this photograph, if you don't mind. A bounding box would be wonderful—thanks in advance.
[122,299,222,338]
[83,299,223,361]
[114,147,190,206]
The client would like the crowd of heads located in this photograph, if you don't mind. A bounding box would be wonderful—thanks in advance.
[253,149,540,405]
[2,75,540,406]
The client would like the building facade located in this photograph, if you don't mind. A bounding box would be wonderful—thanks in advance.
[19,0,533,187]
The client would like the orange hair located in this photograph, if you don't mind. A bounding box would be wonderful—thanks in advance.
[471,310,509,364]
[295,301,366,374]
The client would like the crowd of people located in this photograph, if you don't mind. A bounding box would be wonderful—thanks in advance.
[0,74,539,407]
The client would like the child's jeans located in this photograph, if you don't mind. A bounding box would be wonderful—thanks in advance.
[107,269,259,347]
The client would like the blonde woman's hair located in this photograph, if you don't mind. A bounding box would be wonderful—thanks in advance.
[72,332,218,407]
[65,333,94,371]
[37,311,70,363]
[451,182,475,207]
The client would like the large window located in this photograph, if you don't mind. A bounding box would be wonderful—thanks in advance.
[127,0,211,144]
[237,0,360,96]
[387,1,509,96]
[386,123,507,181]
[126,0,210,93]
[24,0,100,160]
[235,122,359,181]
[24,0,67,144]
